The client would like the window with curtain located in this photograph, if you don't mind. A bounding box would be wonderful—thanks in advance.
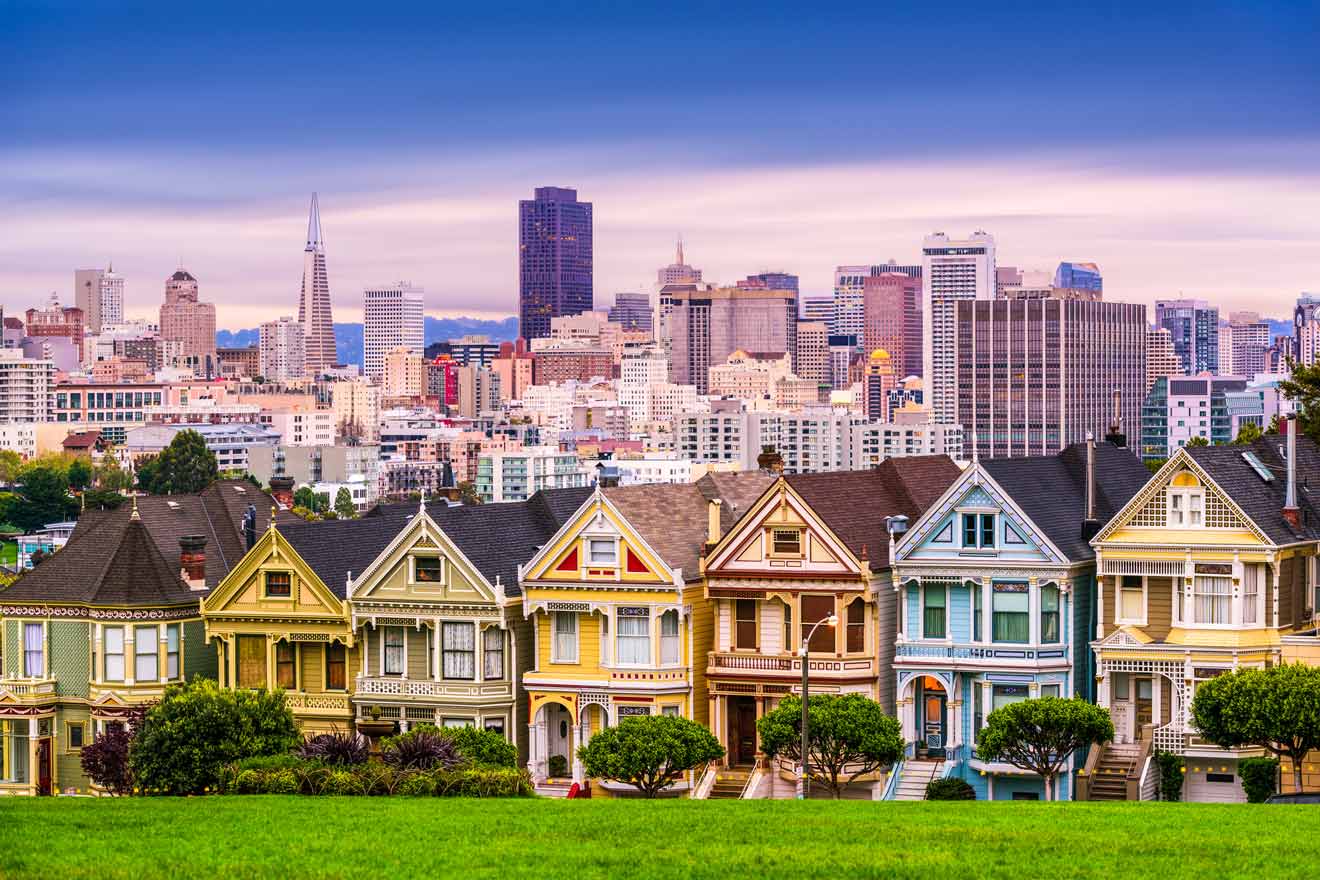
[846,599,865,653]
[1040,584,1060,643]
[992,583,1029,643]
[442,622,476,679]
[588,539,616,565]
[275,641,296,689]
[414,556,443,583]
[384,627,406,675]
[237,635,266,689]
[972,582,983,641]
[135,626,158,682]
[1242,564,1260,625]
[552,612,578,663]
[782,601,792,653]
[617,607,651,665]
[1119,575,1144,622]
[973,684,983,743]
[104,626,124,681]
[325,643,346,690]
[166,624,180,679]
[801,595,835,653]
[734,599,757,650]
[22,623,43,678]
[1193,569,1232,624]
[992,684,1028,711]
[660,610,679,664]
[599,613,610,664]
[923,586,946,639]
[264,571,292,597]
[483,627,504,679]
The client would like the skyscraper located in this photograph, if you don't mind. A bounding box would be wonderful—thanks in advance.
[159,268,217,377]
[656,239,701,286]
[608,292,653,332]
[1219,311,1270,378]
[1146,327,1184,392]
[1053,261,1103,293]
[832,260,921,338]
[298,194,337,376]
[1294,292,1320,365]
[259,316,306,382]
[668,285,797,394]
[74,265,124,334]
[519,186,593,341]
[922,231,996,424]
[954,296,1146,459]
[862,272,922,380]
[1154,298,1218,374]
[363,281,425,381]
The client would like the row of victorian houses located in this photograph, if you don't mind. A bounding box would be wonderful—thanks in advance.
[3,423,1320,801]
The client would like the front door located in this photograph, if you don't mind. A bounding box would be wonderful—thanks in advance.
[729,697,757,766]
[922,690,947,758]
[36,738,52,796]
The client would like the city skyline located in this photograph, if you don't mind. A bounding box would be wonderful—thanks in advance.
[3,3,1318,328]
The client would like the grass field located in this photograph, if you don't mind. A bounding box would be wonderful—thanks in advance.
[0,797,1313,879]
[0,541,16,566]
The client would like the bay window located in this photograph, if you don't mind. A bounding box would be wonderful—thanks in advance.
[617,607,651,665]
[135,626,158,682]
[22,623,43,678]
[551,612,578,663]
[992,583,1029,643]
[103,627,125,681]
[1040,584,1060,643]
[237,635,266,689]
[734,599,757,650]
[973,684,983,744]
[846,599,865,653]
[923,586,946,639]
[275,641,296,689]
[972,581,983,641]
[483,627,504,679]
[1242,564,1260,625]
[1193,565,1232,625]
[660,610,680,665]
[442,622,475,680]
[383,627,406,675]
[801,595,835,653]
[782,601,792,652]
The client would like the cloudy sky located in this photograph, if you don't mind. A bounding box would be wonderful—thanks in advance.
[3,2,1318,329]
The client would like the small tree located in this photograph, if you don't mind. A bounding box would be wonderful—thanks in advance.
[976,696,1114,801]
[1232,422,1264,445]
[80,712,143,796]
[1279,361,1320,443]
[448,724,517,768]
[577,714,723,798]
[1192,663,1320,795]
[457,481,481,506]
[94,453,133,491]
[757,693,903,799]
[137,430,218,494]
[1185,436,1210,448]
[293,486,317,511]
[15,460,76,531]
[67,458,92,491]
[0,449,22,485]
[333,487,356,519]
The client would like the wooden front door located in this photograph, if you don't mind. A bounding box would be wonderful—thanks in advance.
[922,691,947,757]
[730,697,757,766]
[36,738,52,796]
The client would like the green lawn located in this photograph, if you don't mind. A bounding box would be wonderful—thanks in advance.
[0,797,1312,879]
[0,541,16,566]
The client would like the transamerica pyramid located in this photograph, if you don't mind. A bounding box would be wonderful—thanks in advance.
[297,193,337,375]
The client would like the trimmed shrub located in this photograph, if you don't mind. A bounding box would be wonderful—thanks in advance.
[1155,750,1185,802]
[397,772,438,797]
[449,725,517,769]
[433,767,534,798]
[925,777,976,800]
[322,769,364,796]
[1239,756,1280,803]
[382,729,460,771]
[215,760,533,798]
[300,732,369,766]
[547,755,569,778]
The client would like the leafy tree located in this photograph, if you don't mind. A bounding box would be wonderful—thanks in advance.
[1185,435,1210,447]
[1144,457,1167,475]
[129,679,301,795]
[1191,663,1320,794]
[333,487,357,519]
[293,486,328,513]
[457,481,481,506]
[15,460,75,531]
[316,491,331,514]
[577,714,723,798]
[976,696,1114,801]
[1232,422,1264,445]
[447,724,517,768]
[79,708,143,795]
[82,488,128,510]
[136,430,218,494]
[94,453,134,491]
[757,693,902,799]
[0,449,22,485]
[1279,361,1320,442]
[66,457,92,491]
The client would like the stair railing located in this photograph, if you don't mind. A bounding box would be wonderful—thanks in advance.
[1077,742,1104,801]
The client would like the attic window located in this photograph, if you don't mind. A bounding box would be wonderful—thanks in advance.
[414,556,444,583]
[166,501,180,509]
[265,571,292,598]
[771,528,803,556]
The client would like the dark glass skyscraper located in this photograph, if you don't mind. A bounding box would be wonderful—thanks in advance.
[519,186,593,341]
[1053,261,1103,292]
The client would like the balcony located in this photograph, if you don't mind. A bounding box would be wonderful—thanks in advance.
[0,677,56,702]
[354,676,513,701]
[707,651,875,679]
[283,691,353,716]
[894,640,1069,668]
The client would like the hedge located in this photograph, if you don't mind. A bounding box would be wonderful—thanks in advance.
[1238,756,1279,803]
[925,777,976,800]
[219,757,533,797]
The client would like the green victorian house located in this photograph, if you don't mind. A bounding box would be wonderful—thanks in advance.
[0,481,276,795]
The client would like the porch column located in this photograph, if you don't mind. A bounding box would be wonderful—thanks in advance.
[124,628,136,686]
[528,715,545,781]
[572,711,588,784]
[433,619,442,681]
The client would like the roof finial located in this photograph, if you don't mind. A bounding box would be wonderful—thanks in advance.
[419,488,426,515]
[130,495,140,520]
[270,505,278,530]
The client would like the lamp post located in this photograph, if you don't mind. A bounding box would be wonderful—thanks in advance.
[798,613,838,800]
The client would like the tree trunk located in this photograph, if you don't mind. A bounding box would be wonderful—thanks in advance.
[1043,773,1053,802]
[1294,754,1304,795]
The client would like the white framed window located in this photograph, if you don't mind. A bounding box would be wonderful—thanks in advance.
[166,624,180,680]
[22,623,43,678]
[588,539,617,566]
[443,622,476,680]
[104,626,125,681]
[135,626,159,682]
[482,627,504,679]
[412,555,444,584]
[1168,479,1204,528]
[770,528,803,557]
[922,584,946,639]
[1117,575,1146,625]
[383,626,406,675]
[1242,564,1260,625]
[617,607,651,665]
[551,612,578,663]
[1192,565,1232,625]
[660,610,680,665]
[1041,683,1061,698]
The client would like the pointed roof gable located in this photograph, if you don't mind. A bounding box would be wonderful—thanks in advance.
[1183,437,1320,544]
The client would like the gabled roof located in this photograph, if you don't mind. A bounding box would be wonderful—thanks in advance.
[0,513,199,607]
[280,516,402,599]
[1184,436,1320,544]
[982,442,1150,560]
[785,456,963,571]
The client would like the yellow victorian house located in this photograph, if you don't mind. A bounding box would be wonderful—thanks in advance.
[1089,429,1320,802]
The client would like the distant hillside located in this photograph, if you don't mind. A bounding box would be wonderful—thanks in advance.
[217,316,519,368]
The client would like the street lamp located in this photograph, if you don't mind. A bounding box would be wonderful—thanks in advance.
[798,612,838,800]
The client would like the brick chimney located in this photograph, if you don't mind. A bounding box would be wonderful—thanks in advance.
[180,535,207,590]
[269,476,295,509]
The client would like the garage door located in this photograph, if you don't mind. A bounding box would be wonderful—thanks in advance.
[1185,763,1246,803]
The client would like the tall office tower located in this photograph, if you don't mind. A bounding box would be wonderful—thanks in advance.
[158,268,217,377]
[800,297,833,324]
[363,281,425,380]
[1154,298,1218,375]
[1146,327,1185,392]
[1219,311,1270,378]
[922,231,996,424]
[832,261,921,338]
[259,316,306,382]
[862,273,922,380]
[1053,261,1103,293]
[827,335,859,391]
[795,321,829,385]
[519,186,593,341]
[298,194,337,376]
[1293,292,1320,364]
[862,349,898,421]
[656,239,701,286]
[608,292,653,332]
[954,297,1146,459]
[668,286,797,394]
[74,265,124,334]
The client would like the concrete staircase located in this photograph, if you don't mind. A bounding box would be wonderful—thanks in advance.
[1088,743,1142,801]
[893,759,945,800]
[534,779,574,798]
[707,768,752,799]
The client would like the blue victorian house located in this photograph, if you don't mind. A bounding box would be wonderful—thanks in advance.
[887,437,1148,800]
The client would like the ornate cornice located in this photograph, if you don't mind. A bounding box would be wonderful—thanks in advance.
[0,604,199,622]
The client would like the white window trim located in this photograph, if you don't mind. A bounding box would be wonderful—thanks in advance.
[551,611,579,664]
[410,554,445,586]
[1115,575,1148,627]
[1167,488,1205,529]
[586,537,619,567]
[921,583,950,641]
[614,607,653,667]
[1188,572,1236,629]
[381,625,408,677]
[955,508,997,551]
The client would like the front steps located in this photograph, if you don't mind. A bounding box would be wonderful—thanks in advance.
[893,759,946,800]
[1089,743,1142,801]
[707,768,752,799]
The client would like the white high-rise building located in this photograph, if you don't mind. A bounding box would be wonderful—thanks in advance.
[363,281,425,380]
[260,316,306,382]
[74,265,125,334]
[921,231,996,424]
[0,350,56,423]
